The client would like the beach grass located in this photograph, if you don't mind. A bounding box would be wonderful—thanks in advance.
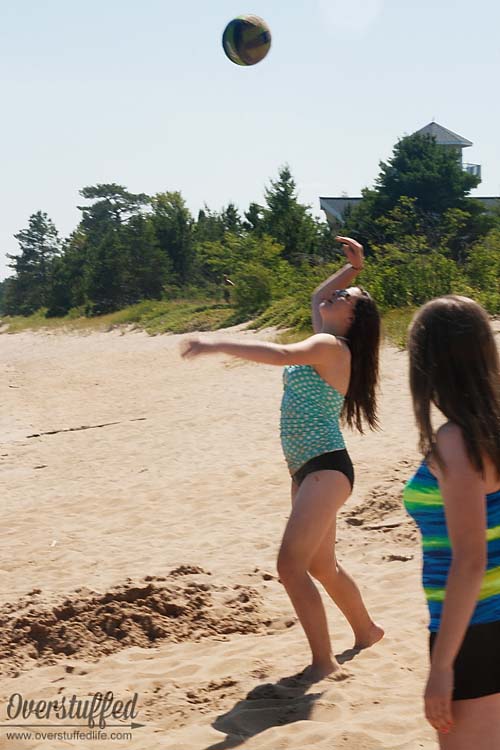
[380,307,417,349]
[1,299,236,336]
[1,300,417,348]
[273,308,416,349]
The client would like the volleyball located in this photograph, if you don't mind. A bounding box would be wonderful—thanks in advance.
[222,15,271,66]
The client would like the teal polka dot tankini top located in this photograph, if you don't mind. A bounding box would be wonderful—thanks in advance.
[280,364,346,476]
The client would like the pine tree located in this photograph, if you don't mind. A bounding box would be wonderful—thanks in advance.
[77,184,151,313]
[151,192,194,284]
[4,211,60,315]
[262,165,319,263]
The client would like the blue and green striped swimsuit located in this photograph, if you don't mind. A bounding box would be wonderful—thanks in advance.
[280,364,345,476]
[403,461,500,632]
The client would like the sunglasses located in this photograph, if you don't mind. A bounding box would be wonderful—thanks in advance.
[330,289,351,301]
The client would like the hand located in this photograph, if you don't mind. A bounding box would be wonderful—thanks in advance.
[180,336,211,359]
[424,665,454,735]
[335,236,364,269]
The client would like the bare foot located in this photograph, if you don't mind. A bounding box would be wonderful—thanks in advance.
[297,659,343,684]
[354,622,385,650]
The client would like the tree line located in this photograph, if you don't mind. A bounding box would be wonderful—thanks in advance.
[1,132,499,321]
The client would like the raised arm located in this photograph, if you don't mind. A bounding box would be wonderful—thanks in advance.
[311,237,364,333]
[181,332,343,367]
[424,423,487,734]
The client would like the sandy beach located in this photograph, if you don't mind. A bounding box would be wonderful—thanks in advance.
[1,323,497,749]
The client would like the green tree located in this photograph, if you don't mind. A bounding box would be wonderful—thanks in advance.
[76,184,152,314]
[360,246,464,310]
[194,239,233,287]
[194,206,225,244]
[233,264,272,317]
[151,192,194,284]
[262,165,320,263]
[193,203,244,248]
[121,214,170,302]
[83,229,128,314]
[0,278,9,315]
[464,228,500,312]
[345,133,487,254]
[221,203,243,234]
[195,232,291,295]
[78,183,150,236]
[4,211,60,315]
[374,133,479,214]
[46,230,88,316]
[315,219,346,263]
[243,202,265,234]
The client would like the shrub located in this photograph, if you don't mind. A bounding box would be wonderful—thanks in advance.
[234,264,272,317]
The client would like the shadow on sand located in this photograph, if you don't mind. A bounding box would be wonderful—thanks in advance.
[203,647,360,749]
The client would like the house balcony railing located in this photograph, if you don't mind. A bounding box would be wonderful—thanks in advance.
[463,163,481,179]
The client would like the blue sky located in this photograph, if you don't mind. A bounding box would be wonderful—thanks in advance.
[1,0,499,280]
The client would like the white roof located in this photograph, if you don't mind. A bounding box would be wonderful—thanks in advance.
[413,122,472,148]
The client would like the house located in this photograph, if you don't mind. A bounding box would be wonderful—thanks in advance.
[320,122,500,225]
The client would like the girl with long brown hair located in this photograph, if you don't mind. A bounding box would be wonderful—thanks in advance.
[404,296,500,747]
[181,237,384,681]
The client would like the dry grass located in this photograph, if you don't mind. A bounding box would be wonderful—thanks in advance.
[1,301,417,349]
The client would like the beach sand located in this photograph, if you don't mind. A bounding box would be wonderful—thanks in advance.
[1,322,497,749]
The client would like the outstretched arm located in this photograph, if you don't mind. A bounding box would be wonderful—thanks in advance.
[181,332,343,367]
[311,237,364,333]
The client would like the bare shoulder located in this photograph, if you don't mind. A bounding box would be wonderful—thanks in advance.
[435,422,468,465]
[314,333,351,363]
[436,422,466,455]
[434,422,483,489]
[311,332,349,349]
[436,421,463,444]
[427,424,462,479]
[435,422,500,493]
[313,334,351,389]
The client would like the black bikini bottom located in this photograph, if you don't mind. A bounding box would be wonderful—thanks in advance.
[292,449,354,491]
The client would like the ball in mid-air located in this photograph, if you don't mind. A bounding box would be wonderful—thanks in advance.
[222,15,271,66]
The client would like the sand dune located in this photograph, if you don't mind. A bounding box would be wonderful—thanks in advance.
[3,323,497,748]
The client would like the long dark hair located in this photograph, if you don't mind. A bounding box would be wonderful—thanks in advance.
[408,295,500,475]
[342,290,381,432]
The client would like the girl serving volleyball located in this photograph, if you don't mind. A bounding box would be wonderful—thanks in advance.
[181,236,384,681]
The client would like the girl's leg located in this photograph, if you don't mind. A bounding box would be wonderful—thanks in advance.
[278,471,351,680]
[307,517,384,649]
[291,475,383,649]
[438,693,500,750]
